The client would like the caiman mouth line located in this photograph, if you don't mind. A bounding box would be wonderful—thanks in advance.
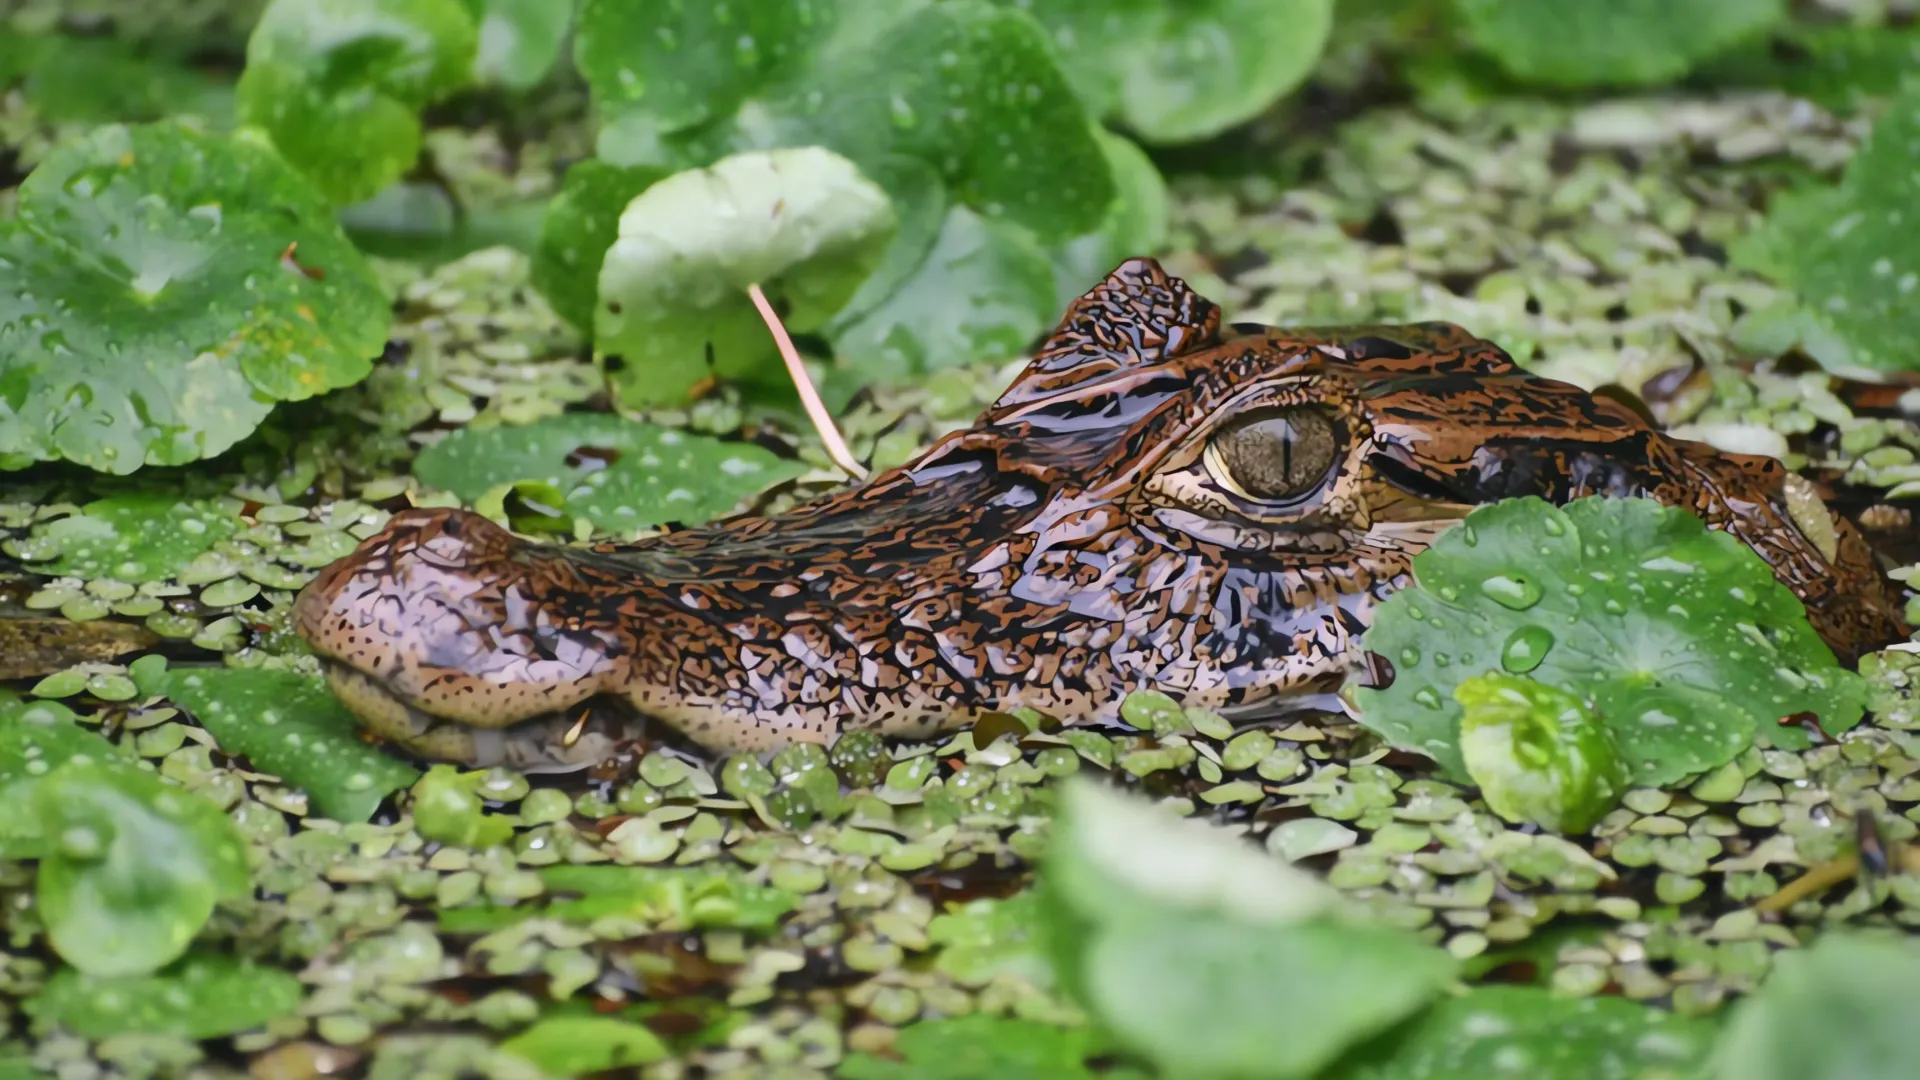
[293,257,1911,771]
[320,660,650,774]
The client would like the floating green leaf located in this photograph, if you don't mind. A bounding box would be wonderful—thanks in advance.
[0,121,391,474]
[595,147,895,405]
[0,697,137,851]
[145,663,419,824]
[1040,779,1457,1080]
[409,765,515,849]
[1453,0,1786,88]
[27,953,304,1041]
[466,0,575,89]
[1051,127,1172,311]
[1335,986,1713,1080]
[1456,673,1627,835]
[1355,496,1867,787]
[438,863,797,934]
[412,412,807,530]
[1710,931,1920,1080]
[838,1016,1109,1080]
[237,0,478,205]
[927,892,1051,988]
[582,0,1112,242]
[28,760,250,976]
[1013,0,1334,144]
[575,0,831,140]
[501,1016,668,1077]
[531,160,668,332]
[0,33,234,128]
[786,2,1111,240]
[828,207,1055,389]
[1732,78,1920,373]
[12,495,241,583]
[1695,24,1920,113]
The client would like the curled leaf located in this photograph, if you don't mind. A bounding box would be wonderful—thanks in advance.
[1456,672,1627,835]
[594,147,895,406]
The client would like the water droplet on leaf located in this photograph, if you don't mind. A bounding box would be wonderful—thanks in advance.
[1480,574,1542,610]
[1500,626,1554,674]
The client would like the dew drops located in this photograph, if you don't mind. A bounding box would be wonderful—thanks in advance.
[1640,555,1695,574]
[1500,626,1554,674]
[1479,573,1542,610]
[1399,647,1421,667]
[59,825,106,859]
[1413,687,1444,709]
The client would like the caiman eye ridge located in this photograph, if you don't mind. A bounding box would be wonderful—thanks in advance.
[1204,405,1340,502]
[290,257,1909,769]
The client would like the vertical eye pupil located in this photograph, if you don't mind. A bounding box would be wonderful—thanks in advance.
[1210,407,1338,501]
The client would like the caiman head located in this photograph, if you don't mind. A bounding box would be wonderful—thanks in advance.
[294,258,1909,769]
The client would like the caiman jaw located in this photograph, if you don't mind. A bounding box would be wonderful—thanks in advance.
[318,659,645,774]
[291,258,1910,768]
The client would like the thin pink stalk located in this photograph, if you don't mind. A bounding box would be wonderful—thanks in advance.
[748,282,868,481]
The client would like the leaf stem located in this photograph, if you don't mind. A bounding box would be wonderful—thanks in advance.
[748,282,868,482]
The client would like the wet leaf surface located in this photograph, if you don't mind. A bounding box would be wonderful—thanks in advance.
[0,121,391,472]
[146,663,420,823]
[28,759,250,976]
[1456,673,1628,834]
[1734,79,1920,373]
[1356,496,1868,787]
[838,1015,1113,1080]
[595,147,895,405]
[499,1015,669,1076]
[1334,985,1715,1080]
[1710,930,1920,1080]
[11,495,241,583]
[27,952,304,1040]
[583,0,1113,241]
[1041,779,1457,1079]
[439,863,798,934]
[829,206,1056,388]
[531,159,667,332]
[412,412,807,529]
[468,0,575,90]
[1454,0,1787,87]
[238,0,478,204]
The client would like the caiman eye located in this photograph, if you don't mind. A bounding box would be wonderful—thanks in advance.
[1204,406,1339,502]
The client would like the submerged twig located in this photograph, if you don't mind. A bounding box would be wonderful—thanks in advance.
[748,282,868,482]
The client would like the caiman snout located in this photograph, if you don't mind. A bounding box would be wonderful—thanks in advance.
[293,508,643,768]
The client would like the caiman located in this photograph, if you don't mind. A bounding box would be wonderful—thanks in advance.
[292,259,1910,771]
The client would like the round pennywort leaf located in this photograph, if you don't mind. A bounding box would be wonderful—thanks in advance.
[1355,496,1868,787]
[411,412,807,530]
[1454,0,1786,88]
[531,159,668,333]
[237,0,478,205]
[1456,672,1628,835]
[29,953,304,1041]
[34,760,250,977]
[0,121,390,474]
[1341,984,1714,1080]
[595,147,895,406]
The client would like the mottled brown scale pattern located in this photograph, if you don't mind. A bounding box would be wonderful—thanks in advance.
[294,259,1910,770]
